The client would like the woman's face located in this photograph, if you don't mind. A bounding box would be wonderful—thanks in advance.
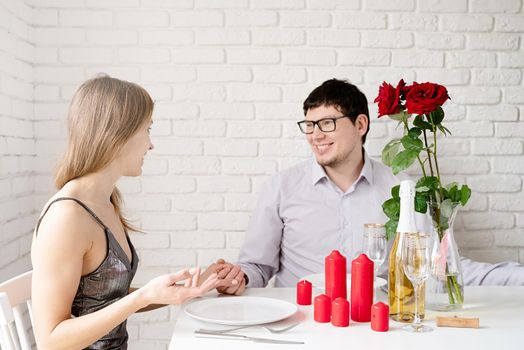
[118,118,154,176]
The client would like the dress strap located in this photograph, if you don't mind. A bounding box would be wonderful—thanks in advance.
[35,197,109,236]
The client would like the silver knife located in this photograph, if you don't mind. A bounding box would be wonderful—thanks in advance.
[194,330,304,345]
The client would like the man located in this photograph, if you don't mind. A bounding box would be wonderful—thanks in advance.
[215,79,524,295]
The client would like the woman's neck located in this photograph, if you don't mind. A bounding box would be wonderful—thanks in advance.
[62,165,120,205]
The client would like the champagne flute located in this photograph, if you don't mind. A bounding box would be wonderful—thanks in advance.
[363,224,387,303]
[401,232,432,332]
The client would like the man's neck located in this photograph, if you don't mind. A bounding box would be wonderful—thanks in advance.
[324,150,365,193]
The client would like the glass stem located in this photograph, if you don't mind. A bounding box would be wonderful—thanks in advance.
[413,282,421,327]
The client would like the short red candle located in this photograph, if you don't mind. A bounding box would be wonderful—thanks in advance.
[314,294,331,323]
[371,302,389,332]
[325,250,347,300]
[331,297,350,327]
[350,253,374,322]
[296,279,312,305]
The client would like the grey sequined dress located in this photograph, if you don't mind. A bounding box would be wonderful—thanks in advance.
[36,197,139,350]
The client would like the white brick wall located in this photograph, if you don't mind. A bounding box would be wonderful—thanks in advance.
[0,0,35,282]
[2,0,524,348]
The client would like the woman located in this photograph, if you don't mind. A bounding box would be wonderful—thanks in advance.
[31,75,221,349]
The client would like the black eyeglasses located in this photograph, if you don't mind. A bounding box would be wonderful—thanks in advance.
[297,115,351,134]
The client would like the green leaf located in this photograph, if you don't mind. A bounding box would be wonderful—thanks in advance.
[408,127,422,139]
[382,139,401,166]
[388,110,409,122]
[445,182,459,191]
[415,193,428,214]
[440,198,454,218]
[401,135,423,152]
[391,149,419,175]
[385,218,399,240]
[437,123,452,136]
[460,185,471,206]
[447,185,460,203]
[382,197,400,220]
[391,185,400,198]
[428,106,444,125]
[416,176,440,192]
[413,115,432,130]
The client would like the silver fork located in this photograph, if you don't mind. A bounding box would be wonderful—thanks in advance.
[198,322,300,334]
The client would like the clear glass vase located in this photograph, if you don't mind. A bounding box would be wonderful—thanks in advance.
[426,201,464,311]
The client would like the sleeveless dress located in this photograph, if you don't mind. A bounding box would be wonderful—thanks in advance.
[36,197,139,350]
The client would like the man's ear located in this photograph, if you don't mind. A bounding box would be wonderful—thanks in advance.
[355,114,369,135]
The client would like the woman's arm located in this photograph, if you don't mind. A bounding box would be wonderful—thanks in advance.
[31,202,218,350]
[130,263,234,313]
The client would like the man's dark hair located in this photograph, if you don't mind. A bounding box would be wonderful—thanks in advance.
[303,78,370,144]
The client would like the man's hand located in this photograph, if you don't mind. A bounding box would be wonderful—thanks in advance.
[200,261,231,285]
[215,259,246,296]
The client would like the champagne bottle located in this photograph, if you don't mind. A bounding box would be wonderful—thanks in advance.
[388,180,424,322]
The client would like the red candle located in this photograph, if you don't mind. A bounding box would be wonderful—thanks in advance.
[371,302,389,332]
[325,250,347,300]
[296,279,312,305]
[331,297,350,327]
[314,294,331,323]
[350,253,373,322]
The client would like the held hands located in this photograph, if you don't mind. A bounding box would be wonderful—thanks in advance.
[211,259,246,296]
[139,267,219,307]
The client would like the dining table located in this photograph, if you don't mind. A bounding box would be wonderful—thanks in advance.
[169,285,524,350]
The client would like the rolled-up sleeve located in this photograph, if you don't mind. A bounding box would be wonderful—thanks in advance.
[237,174,283,288]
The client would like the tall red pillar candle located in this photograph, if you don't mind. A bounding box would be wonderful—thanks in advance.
[371,302,389,332]
[350,253,374,322]
[331,297,350,327]
[314,294,331,323]
[325,250,347,300]
[296,279,312,305]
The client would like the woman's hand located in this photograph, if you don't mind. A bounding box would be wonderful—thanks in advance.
[138,267,219,307]
[200,259,234,285]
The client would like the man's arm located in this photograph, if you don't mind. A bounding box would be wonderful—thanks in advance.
[237,173,284,288]
[216,173,284,294]
[461,257,524,286]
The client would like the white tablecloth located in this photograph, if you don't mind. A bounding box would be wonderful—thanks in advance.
[169,286,524,350]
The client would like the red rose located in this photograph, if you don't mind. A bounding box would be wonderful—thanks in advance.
[397,79,411,99]
[405,82,449,115]
[374,81,401,117]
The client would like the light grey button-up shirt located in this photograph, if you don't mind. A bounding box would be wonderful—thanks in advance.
[238,151,524,288]
[238,152,402,287]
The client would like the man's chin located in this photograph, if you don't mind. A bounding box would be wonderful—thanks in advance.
[314,154,334,167]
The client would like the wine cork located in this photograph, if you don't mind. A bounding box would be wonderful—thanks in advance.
[436,316,479,328]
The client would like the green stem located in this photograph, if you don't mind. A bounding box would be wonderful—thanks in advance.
[446,276,455,304]
[403,120,427,178]
[451,275,464,304]
[429,116,444,202]
[422,129,435,178]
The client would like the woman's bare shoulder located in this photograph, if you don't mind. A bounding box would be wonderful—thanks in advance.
[34,197,97,248]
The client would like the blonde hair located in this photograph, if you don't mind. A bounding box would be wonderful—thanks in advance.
[55,74,154,232]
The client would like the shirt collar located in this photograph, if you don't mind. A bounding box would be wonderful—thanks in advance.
[311,157,328,185]
[310,149,375,186]
[360,150,374,186]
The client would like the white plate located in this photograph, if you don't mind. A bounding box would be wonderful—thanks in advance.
[184,296,298,326]
[301,273,387,292]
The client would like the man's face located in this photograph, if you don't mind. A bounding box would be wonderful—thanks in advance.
[305,104,366,169]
